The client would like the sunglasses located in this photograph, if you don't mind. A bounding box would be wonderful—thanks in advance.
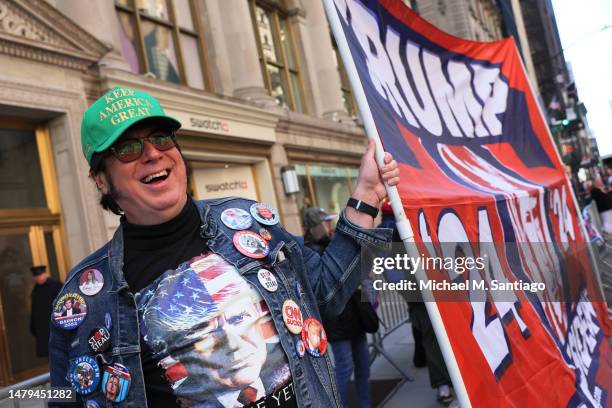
[109,133,177,163]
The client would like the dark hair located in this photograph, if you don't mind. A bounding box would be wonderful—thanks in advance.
[90,152,123,215]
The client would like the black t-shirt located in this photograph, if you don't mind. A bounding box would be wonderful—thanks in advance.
[123,198,206,408]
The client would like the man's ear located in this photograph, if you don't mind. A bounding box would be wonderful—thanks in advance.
[90,170,110,194]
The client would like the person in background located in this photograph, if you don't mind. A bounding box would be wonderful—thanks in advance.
[377,202,456,406]
[29,265,62,357]
[606,167,612,189]
[588,177,612,236]
[303,207,336,251]
[303,207,372,408]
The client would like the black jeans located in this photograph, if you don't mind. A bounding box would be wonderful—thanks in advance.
[409,303,451,388]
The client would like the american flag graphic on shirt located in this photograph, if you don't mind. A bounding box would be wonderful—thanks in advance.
[137,253,292,407]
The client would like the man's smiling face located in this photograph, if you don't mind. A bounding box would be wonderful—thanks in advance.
[93,123,187,225]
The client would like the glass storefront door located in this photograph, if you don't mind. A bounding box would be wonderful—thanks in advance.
[0,226,63,384]
[295,164,358,226]
[0,122,67,385]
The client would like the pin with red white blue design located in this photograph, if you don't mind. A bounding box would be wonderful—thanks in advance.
[68,356,100,395]
[52,293,87,330]
[233,230,269,259]
[250,203,280,225]
[302,317,327,357]
[102,363,131,403]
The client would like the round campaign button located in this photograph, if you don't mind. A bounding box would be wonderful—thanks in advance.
[250,203,280,226]
[221,208,253,230]
[102,363,131,403]
[282,299,303,335]
[88,326,111,353]
[85,400,101,408]
[295,339,306,357]
[257,269,278,292]
[302,318,328,357]
[105,313,113,330]
[68,356,100,395]
[79,269,104,296]
[233,230,269,259]
[259,228,272,241]
[53,293,87,330]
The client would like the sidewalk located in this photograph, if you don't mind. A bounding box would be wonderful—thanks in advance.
[369,323,450,408]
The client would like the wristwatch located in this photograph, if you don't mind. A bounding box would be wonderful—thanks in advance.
[347,197,379,218]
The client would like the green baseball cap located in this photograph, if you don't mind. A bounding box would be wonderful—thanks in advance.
[81,87,181,165]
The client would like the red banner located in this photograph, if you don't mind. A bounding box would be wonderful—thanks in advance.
[328,0,612,406]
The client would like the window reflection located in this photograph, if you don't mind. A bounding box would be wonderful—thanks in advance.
[174,0,194,30]
[279,19,296,69]
[137,0,169,20]
[267,65,287,108]
[117,11,141,73]
[142,21,181,83]
[251,1,305,112]
[256,7,277,62]
[295,165,358,222]
[114,0,207,89]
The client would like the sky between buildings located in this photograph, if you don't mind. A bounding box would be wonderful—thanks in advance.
[552,0,612,157]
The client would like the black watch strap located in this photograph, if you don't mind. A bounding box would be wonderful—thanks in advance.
[347,197,379,218]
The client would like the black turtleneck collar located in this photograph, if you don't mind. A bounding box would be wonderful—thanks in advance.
[122,196,201,251]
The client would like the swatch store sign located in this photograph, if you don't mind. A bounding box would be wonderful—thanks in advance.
[190,117,229,133]
[205,180,248,193]
[193,165,258,201]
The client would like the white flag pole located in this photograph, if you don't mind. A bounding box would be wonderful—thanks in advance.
[322,1,471,406]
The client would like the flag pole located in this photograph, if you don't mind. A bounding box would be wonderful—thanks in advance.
[322,1,471,406]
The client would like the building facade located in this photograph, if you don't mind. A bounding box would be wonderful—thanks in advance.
[0,0,562,387]
[517,0,599,179]
[414,0,539,92]
[0,0,367,385]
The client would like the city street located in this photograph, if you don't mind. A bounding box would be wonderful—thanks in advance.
[368,323,449,408]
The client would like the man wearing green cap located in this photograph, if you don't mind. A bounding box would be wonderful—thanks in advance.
[49,87,400,407]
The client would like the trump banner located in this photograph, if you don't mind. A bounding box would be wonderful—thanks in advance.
[324,0,612,406]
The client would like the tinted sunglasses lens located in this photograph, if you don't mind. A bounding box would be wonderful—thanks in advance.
[148,134,175,151]
[114,140,143,162]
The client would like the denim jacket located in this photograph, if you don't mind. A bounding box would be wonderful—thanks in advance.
[49,197,391,407]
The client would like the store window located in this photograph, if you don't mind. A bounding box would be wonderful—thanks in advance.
[115,0,210,90]
[250,0,307,112]
[295,164,358,220]
[331,36,357,116]
[0,123,68,386]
